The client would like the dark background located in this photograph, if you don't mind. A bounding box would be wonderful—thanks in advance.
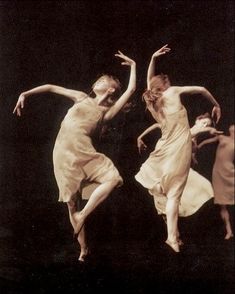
[0,1,234,293]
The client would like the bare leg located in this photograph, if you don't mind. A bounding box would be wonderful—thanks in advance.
[67,200,77,231]
[163,215,183,246]
[77,227,88,262]
[220,205,234,240]
[165,198,180,252]
[73,178,120,234]
[67,199,89,261]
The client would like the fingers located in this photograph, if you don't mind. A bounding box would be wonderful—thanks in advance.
[162,44,170,49]
[152,44,171,57]
[216,113,220,123]
[160,47,171,54]
[13,101,24,116]
[13,104,21,116]
[115,50,128,59]
[13,103,20,115]
[115,51,124,57]
[211,110,220,124]
[118,50,124,55]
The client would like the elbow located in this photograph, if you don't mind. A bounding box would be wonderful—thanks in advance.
[43,84,59,93]
[44,84,53,91]
[199,86,207,94]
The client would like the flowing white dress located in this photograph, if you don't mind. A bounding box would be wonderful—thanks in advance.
[53,97,123,202]
[135,106,192,215]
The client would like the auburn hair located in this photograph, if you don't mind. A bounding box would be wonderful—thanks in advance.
[142,74,170,117]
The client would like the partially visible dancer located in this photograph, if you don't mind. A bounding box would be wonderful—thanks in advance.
[190,112,221,166]
[198,124,234,240]
[135,44,221,252]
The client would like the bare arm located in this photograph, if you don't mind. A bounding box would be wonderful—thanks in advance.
[137,123,160,154]
[13,84,86,116]
[197,136,219,149]
[191,126,223,138]
[103,51,136,121]
[176,86,221,123]
[147,45,171,89]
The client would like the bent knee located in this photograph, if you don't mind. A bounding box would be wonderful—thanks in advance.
[110,176,123,188]
[67,200,76,209]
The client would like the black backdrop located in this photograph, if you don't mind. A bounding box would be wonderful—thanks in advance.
[0,1,234,293]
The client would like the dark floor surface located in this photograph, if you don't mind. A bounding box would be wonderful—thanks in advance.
[0,188,234,294]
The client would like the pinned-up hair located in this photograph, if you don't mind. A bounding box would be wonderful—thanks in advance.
[142,74,170,117]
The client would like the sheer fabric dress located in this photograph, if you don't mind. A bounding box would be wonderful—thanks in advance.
[135,106,192,215]
[53,97,123,203]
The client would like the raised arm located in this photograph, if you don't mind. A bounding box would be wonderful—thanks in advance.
[147,44,171,89]
[175,86,221,123]
[103,51,136,121]
[13,84,86,116]
[137,123,160,154]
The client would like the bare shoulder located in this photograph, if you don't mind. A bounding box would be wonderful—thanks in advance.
[164,86,181,95]
[71,90,88,102]
[163,87,181,100]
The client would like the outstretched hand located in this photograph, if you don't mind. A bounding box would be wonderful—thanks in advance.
[211,106,221,124]
[13,94,26,116]
[115,50,135,66]
[152,44,171,58]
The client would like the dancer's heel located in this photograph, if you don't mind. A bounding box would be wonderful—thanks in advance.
[165,239,180,253]
[78,247,89,262]
[225,232,234,240]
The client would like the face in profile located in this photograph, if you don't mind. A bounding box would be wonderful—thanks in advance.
[92,75,121,106]
[93,76,115,94]
[195,117,212,127]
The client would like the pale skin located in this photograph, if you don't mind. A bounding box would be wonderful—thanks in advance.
[190,117,223,165]
[137,118,223,155]
[198,125,234,240]
[13,51,136,261]
[142,44,221,252]
[137,116,222,246]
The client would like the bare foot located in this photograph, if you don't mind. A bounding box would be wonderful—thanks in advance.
[78,247,89,262]
[165,239,180,253]
[225,232,234,240]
